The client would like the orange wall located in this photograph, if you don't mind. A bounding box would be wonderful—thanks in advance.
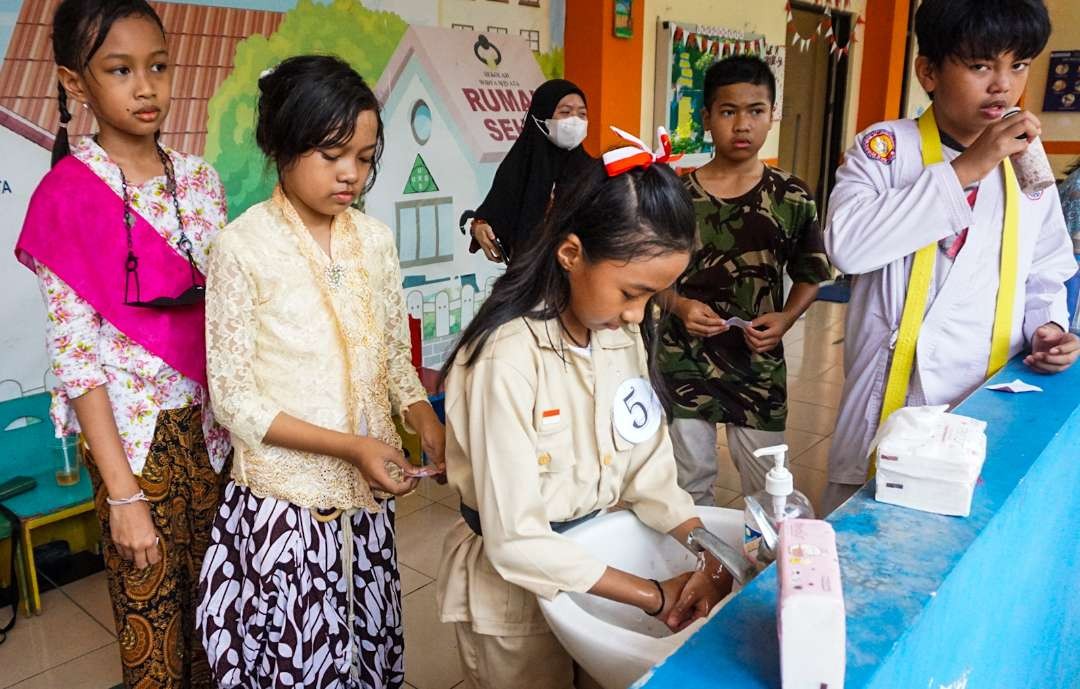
[855,0,911,131]
[564,0,645,154]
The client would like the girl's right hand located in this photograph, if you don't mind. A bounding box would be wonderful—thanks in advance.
[470,220,503,263]
[349,436,421,495]
[109,501,161,570]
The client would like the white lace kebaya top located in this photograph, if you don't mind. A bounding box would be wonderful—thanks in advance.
[205,192,428,511]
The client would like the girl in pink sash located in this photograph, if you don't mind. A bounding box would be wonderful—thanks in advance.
[14,2,229,687]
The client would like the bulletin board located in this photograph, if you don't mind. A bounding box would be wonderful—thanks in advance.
[1043,50,1080,113]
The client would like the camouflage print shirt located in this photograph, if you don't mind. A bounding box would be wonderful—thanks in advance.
[658,167,832,431]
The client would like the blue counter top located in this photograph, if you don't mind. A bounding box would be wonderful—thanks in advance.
[637,358,1080,689]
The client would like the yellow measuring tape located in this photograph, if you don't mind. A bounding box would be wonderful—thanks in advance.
[867,106,1018,479]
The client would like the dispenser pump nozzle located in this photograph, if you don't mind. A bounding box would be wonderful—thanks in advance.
[753,444,792,497]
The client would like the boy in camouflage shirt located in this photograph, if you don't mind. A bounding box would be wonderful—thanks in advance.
[658,56,832,504]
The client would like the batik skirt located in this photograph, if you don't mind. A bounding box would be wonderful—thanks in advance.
[197,480,404,689]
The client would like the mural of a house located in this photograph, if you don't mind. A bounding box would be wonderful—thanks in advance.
[0,1,552,385]
[370,25,543,367]
[0,0,284,391]
[362,0,553,54]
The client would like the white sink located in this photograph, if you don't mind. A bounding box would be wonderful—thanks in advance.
[538,507,744,689]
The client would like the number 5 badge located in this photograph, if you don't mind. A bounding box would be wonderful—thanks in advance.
[613,377,662,444]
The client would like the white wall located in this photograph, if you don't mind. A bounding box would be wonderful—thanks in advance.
[0,127,51,394]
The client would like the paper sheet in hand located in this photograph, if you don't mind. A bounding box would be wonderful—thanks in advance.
[725,317,753,330]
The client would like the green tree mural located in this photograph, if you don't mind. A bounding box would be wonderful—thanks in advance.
[205,0,408,219]
[534,46,564,81]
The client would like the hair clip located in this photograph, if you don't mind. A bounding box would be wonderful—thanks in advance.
[259,65,277,80]
[602,126,683,177]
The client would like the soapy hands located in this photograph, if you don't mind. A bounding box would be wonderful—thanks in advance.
[1024,323,1079,374]
[658,567,734,632]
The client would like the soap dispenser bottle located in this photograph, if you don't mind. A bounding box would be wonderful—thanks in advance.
[743,444,814,569]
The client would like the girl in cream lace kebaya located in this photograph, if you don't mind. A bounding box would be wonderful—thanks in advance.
[196,56,445,689]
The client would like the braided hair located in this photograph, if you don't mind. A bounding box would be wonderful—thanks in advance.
[50,0,165,167]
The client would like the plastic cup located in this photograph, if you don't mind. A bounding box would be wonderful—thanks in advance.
[1002,107,1055,196]
[53,435,80,486]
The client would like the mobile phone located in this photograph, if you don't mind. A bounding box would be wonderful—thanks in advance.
[492,236,509,264]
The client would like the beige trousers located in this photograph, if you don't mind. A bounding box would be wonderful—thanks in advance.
[669,417,786,503]
[454,623,574,689]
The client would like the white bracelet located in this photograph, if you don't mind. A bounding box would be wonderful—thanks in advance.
[106,491,148,506]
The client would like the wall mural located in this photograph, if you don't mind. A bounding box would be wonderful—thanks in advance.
[0,0,565,392]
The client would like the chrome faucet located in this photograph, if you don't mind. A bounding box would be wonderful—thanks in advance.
[686,527,756,586]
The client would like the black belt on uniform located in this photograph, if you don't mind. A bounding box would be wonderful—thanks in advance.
[459,503,599,537]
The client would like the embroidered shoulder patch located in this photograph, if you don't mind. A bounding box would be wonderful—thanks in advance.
[862,129,896,165]
[1026,189,1044,201]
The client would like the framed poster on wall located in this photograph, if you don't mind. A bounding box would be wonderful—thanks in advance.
[1043,51,1080,112]
[614,0,632,38]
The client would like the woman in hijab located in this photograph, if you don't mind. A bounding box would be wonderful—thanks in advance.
[470,78,592,262]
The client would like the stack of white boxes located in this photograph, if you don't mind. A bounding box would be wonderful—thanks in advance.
[873,405,988,517]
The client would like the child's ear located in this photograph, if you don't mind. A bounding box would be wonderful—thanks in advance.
[556,234,583,272]
[914,56,937,99]
[57,66,89,107]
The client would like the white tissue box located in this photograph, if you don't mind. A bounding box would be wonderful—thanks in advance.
[873,405,987,517]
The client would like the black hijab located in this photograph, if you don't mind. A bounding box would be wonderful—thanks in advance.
[474,78,592,259]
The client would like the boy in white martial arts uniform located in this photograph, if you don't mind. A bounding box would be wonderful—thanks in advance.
[822,0,1079,513]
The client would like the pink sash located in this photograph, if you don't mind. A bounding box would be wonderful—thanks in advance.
[15,156,208,387]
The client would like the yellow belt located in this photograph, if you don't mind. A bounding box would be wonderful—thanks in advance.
[868,106,1018,479]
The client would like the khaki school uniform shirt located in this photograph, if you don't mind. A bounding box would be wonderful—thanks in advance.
[436,316,698,636]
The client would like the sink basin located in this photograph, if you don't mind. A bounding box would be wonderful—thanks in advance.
[537,506,744,689]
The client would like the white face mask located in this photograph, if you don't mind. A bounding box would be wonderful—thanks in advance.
[535,115,588,150]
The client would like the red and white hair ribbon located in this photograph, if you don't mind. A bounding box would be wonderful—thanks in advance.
[602,126,683,177]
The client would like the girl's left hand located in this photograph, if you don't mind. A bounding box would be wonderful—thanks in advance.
[743,312,795,353]
[663,568,734,632]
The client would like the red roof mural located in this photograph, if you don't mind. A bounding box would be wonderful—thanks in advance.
[0,0,284,154]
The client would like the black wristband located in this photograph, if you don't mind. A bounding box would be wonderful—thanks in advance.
[646,578,665,617]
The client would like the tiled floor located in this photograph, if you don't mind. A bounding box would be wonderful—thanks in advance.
[0,301,847,689]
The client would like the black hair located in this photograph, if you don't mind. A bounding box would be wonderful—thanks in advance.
[256,55,385,194]
[50,0,165,167]
[915,0,1051,67]
[703,55,776,110]
[441,159,696,397]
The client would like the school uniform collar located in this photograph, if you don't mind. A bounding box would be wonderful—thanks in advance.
[523,314,636,351]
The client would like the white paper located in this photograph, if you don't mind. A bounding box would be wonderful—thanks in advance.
[725,317,753,330]
[985,378,1043,393]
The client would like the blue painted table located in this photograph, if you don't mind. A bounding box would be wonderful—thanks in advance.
[638,358,1080,689]
[0,393,96,615]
